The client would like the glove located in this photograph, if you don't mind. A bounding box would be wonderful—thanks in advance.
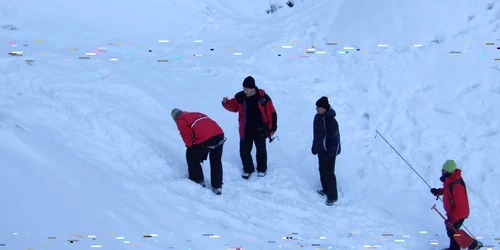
[311,146,317,155]
[430,188,441,196]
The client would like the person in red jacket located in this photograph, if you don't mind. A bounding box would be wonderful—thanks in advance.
[171,108,226,195]
[430,160,483,250]
[222,76,277,179]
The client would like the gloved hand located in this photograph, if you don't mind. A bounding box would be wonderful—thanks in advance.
[311,146,317,155]
[430,188,441,196]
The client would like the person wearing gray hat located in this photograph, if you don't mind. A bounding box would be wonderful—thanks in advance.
[171,108,226,195]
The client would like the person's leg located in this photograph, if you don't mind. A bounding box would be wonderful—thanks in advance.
[320,154,337,201]
[318,155,327,193]
[327,155,338,200]
[255,131,267,173]
[209,144,223,189]
[240,136,255,174]
[446,219,464,250]
[186,146,205,184]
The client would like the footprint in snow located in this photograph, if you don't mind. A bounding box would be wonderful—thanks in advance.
[15,124,27,131]
[433,106,453,115]
[361,112,370,130]
[415,83,436,94]
[481,129,500,137]
[457,83,481,97]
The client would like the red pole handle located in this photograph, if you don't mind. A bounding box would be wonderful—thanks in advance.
[431,204,446,220]
[431,204,456,231]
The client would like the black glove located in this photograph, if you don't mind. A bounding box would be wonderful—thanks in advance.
[430,188,441,196]
[311,147,317,155]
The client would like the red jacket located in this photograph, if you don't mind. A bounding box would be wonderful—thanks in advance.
[438,169,470,222]
[175,112,224,147]
[222,89,277,139]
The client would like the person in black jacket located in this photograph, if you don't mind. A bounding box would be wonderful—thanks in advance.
[311,96,341,206]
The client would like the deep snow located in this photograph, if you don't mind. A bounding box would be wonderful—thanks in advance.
[1,0,499,249]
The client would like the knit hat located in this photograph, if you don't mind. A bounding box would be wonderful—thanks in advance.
[442,159,457,173]
[242,76,256,88]
[171,108,183,121]
[315,96,330,109]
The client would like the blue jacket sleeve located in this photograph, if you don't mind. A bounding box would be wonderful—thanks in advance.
[312,115,326,154]
[325,117,339,155]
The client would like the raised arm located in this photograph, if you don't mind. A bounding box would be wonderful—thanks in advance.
[222,96,239,112]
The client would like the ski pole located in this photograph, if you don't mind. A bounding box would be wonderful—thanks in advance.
[375,130,432,188]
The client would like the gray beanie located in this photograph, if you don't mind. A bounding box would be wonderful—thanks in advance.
[171,108,183,121]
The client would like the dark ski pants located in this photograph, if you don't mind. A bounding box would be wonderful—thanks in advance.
[240,130,267,174]
[186,134,224,189]
[446,218,480,250]
[318,153,338,201]
[446,218,465,250]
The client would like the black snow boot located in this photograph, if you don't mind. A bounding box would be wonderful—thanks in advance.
[242,172,251,179]
[468,240,483,250]
[325,199,336,206]
[212,188,222,195]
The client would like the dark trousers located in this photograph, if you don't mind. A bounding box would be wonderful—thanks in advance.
[240,130,267,173]
[318,153,338,200]
[446,218,465,250]
[186,134,224,189]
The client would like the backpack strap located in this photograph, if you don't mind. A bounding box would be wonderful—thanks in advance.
[449,178,466,194]
[448,178,466,207]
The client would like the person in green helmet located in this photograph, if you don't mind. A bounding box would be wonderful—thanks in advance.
[430,160,483,250]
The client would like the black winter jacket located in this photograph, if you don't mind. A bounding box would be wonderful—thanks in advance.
[311,108,341,157]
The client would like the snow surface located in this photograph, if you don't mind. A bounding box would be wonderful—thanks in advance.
[1,0,500,249]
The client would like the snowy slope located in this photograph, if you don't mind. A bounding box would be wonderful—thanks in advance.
[1,0,499,249]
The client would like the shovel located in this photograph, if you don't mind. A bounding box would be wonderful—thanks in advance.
[431,204,474,249]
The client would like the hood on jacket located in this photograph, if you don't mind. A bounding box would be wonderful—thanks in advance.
[442,168,462,184]
[316,107,336,118]
[447,168,462,182]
